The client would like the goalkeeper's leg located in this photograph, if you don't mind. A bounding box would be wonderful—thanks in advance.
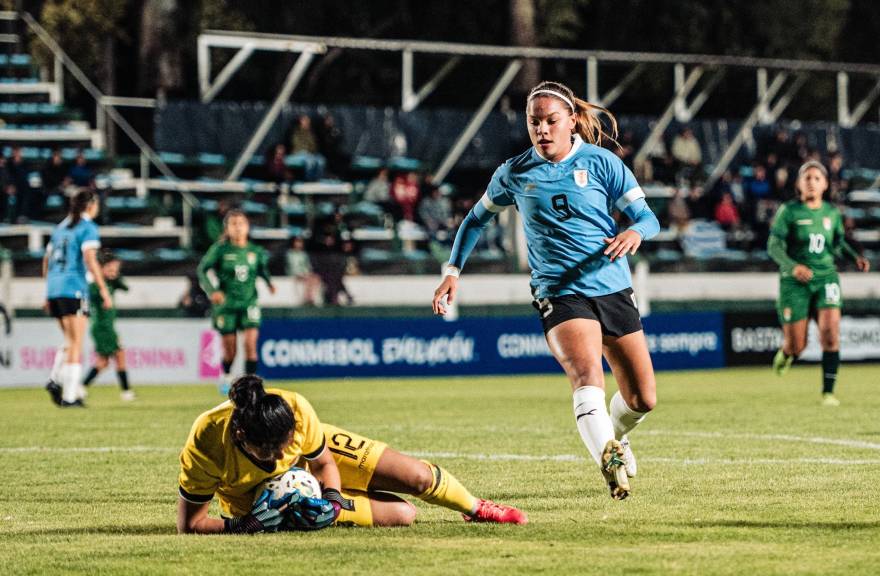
[367,448,526,524]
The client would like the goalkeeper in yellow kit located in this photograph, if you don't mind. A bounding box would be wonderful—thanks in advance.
[177,375,527,533]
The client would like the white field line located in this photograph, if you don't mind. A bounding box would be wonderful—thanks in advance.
[642,429,880,451]
[3,428,880,465]
[1,445,879,465]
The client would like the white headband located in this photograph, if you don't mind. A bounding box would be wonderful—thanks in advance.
[528,89,575,111]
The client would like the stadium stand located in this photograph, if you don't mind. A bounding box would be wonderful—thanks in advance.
[1,26,879,283]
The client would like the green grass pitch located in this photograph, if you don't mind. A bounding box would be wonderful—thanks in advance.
[2,365,880,575]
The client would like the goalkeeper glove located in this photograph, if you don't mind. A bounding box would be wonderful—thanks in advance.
[224,488,299,534]
[288,488,353,531]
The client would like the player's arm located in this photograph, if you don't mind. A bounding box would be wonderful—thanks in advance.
[42,243,51,278]
[306,445,342,493]
[196,244,223,304]
[604,197,660,262]
[257,248,276,294]
[767,208,812,283]
[176,497,224,534]
[84,247,112,309]
[602,155,659,261]
[433,165,513,315]
[832,213,870,272]
[432,194,501,315]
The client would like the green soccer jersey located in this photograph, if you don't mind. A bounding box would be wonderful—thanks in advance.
[197,240,272,308]
[89,276,128,331]
[768,200,859,278]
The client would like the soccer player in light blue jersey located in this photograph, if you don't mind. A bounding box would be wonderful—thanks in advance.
[43,190,111,407]
[433,81,660,500]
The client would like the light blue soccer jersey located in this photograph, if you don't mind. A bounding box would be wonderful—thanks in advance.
[46,215,101,299]
[450,135,657,299]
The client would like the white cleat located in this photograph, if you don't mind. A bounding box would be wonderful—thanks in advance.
[620,436,637,478]
[601,439,630,500]
[120,390,137,402]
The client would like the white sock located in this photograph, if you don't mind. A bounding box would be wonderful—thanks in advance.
[572,386,614,467]
[50,347,66,384]
[62,363,82,403]
[610,391,648,440]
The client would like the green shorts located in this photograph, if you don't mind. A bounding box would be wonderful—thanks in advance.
[776,272,842,324]
[91,327,121,357]
[212,303,262,334]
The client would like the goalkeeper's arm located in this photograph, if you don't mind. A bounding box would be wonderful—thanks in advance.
[177,497,225,534]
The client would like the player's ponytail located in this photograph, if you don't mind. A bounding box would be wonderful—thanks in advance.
[572,97,619,148]
[527,80,620,148]
[68,189,97,228]
[229,375,295,451]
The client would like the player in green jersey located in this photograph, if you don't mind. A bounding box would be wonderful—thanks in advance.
[82,250,135,401]
[197,210,276,394]
[767,161,870,405]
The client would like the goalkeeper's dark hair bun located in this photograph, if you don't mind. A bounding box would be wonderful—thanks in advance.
[229,375,295,451]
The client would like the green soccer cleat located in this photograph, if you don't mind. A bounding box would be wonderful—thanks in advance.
[773,349,793,376]
[601,439,630,500]
[821,393,841,407]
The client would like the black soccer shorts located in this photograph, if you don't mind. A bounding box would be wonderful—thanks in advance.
[532,288,642,337]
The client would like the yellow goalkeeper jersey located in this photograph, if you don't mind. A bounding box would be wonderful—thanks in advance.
[178,388,326,517]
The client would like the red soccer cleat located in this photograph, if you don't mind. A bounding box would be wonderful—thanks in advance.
[463,499,528,525]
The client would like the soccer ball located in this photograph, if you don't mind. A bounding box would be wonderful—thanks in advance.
[261,466,322,503]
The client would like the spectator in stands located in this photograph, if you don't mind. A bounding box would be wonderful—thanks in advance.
[67,149,95,189]
[290,114,325,181]
[764,128,796,167]
[667,187,691,233]
[265,143,292,187]
[773,165,791,200]
[685,184,711,220]
[391,171,420,222]
[316,113,347,178]
[7,145,33,222]
[793,132,811,164]
[743,163,772,223]
[286,236,320,306]
[671,127,702,181]
[647,142,676,184]
[178,272,211,318]
[308,210,353,306]
[827,152,848,202]
[615,129,636,170]
[43,147,68,196]
[0,155,10,223]
[418,179,453,241]
[363,167,392,210]
[713,192,741,230]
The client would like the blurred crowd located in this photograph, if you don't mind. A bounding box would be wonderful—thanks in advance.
[0,145,95,223]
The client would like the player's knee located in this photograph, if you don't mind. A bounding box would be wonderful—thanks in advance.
[394,501,418,526]
[410,462,436,495]
[633,393,656,413]
[570,368,604,390]
[819,332,838,350]
[374,500,417,527]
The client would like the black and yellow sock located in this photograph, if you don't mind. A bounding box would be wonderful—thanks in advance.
[117,370,129,391]
[822,350,840,394]
[82,367,99,387]
[417,461,478,515]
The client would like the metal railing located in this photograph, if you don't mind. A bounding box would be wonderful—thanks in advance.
[7,11,198,247]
